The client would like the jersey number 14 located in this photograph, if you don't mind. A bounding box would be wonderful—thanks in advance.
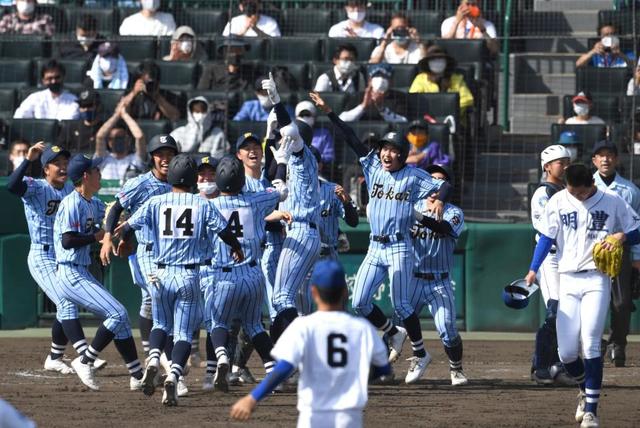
[161,206,197,239]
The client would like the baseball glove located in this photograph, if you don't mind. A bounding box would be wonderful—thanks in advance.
[593,236,623,277]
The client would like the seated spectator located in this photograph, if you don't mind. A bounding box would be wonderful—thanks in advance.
[163,25,207,62]
[338,64,407,122]
[627,62,640,95]
[57,89,104,153]
[328,0,384,39]
[120,60,181,122]
[558,130,579,162]
[87,42,129,90]
[55,14,104,61]
[576,23,634,68]
[14,60,80,120]
[314,44,367,94]
[0,0,54,36]
[8,138,29,174]
[170,96,229,159]
[409,45,474,114]
[233,76,293,121]
[119,0,176,36]
[295,100,334,164]
[198,37,254,91]
[94,101,146,181]
[222,0,281,38]
[561,92,605,125]
[369,13,423,64]
[441,0,498,55]
[405,119,450,169]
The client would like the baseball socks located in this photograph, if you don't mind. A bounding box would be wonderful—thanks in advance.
[80,325,115,365]
[211,328,230,392]
[251,331,275,374]
[445,337,464,372]
[366,305,400,336]
[50,319,68,361]
[205,332,217,378]
[270,308,298,343]
[583,357,603,416]
[169,341,191,381]
[61,318,89,357]
[114,337,143,380]
[402,313,427,358]
[139,315,153,356]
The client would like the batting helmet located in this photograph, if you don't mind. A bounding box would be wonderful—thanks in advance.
[295,119,313,147]
[147,134,179,155]
[502,279,538,310]
[167,154,197,188]
[426,163,454,187]
[215,155,245,193]
[379,131,410,161]
[540,145,571,169]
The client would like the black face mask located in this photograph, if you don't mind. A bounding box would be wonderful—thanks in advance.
[227,53,243,66]
[110,137,127,153]
[47,82,63,94]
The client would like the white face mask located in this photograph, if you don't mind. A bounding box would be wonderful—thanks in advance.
[140,0,160,11]
[371,76,389,93]
[257,94,273,109]
[16,1,34,15]
[347,10,366,23]
[77,35,93,47]
[99,57,118,75]
[197,181,218,195]
[192,112,205,123]
[298,116,315,128]
[11,156,25,170]
[337,60,356,75]
[179,40,193,54]
[573,103,589,116]
[429,58,447,74]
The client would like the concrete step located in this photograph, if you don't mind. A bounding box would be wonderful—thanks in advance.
[460,182,530,213]
[483,131,550,154]
[510,93,562,117]
[510,113,558,134]
[475,153,540,182]
[534,0,613,11]
[511,53,577,94]
[562,11,601,33]
[513,53,579,74]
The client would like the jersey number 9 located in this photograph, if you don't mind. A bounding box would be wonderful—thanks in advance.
[327,333,348,368]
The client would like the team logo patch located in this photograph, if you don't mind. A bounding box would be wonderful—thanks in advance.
[51,146,61,153]
[83,154,91,160]
[451,215,461,225]
[244,132,253,138]
[588,210,609,231]
[202,156,210,164]
[160,136,168,143]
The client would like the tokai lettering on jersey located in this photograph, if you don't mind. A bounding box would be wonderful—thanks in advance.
[369,183,411,202]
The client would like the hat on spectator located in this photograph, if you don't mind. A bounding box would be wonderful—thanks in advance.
[418,45,455,73]
[408,119,429,132]
[592,140,617,156]
[345,0,368,6]
[172,26,196,41]
[295,101,317,117]
[217,36,251,54]
[558,131,578,146]
[368,63,393,79]
[77,89,99,108]
[572,91,592,104]
[235,132,262,151]
[40,145,70,167]
[98,42,119,57]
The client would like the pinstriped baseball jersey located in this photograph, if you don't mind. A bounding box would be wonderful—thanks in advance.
[282,145,321,224]
[21,178,73,245]
[411,202,464,274]
[127,192,228,266]
[116,171,172,243]
[54,190,105,266]
[244,174,271,193]
[360,151,443,236]
[212,190,281,268]
[318,179,345,247]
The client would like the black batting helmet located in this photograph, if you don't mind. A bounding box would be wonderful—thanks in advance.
[379,131,410,161]
[167,154,197,188]
[295,119,313,147]
[215,155,245,193]
[147,134,179,155]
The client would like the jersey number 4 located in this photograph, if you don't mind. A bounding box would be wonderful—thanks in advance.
[327,333,348,368]
[161,206,196,239]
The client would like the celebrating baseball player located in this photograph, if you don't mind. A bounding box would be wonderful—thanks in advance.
[230,260,391,428]
[54,154,143,391]
[524,163,640,428]
[309,91,450,384]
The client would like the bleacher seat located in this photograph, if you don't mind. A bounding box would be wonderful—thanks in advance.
[281,8,332,36]
[325,37,377,62]
[406,93,460,123]
[116,37,157,61]
[95,89,124,113]
[550,124,607,161]
[0,59,33,88]
[562,94,620,124]
[266,62,311,90]
[180,9,228,35]
[598,10,640,35]
[0,36,50,59]
[36,4,66,34]
[185,89,242,118]
[0,88,16,116]
[576,68,631,96]
[621,95,640,122]
[391,64,418,89]
[8,119,59,143]
[362,10,389,28]
[214,37,266,61]
[409,11,442,37]
[298,92,347,113]
[137,119,171,140]
[64,7,115,34]
[156,61,199,91]
[436,40,489,65]
[35,59,89,87]
[269,37,323,61]
[18,87,40,104]
[227,120,266,145]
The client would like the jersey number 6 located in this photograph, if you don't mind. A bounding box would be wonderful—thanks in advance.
[327,333,348,368]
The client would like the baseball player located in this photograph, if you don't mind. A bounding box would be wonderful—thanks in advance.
[54,154,143,391]
[591,140,640,367]
[309,91,450,384]
[230,260,391,428]
[410,164,467,386]
[530,145,571,384]
[117,154,243,406]
[524,163,640,428]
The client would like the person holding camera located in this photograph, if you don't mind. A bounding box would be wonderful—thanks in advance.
[441,0,498,55]
[222,0,281,38]
[369,14,423,65]
[576,23,634,68]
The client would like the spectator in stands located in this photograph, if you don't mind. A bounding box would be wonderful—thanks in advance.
[338,64,407,122]
[233,76,293,121]
[295,100,334,164]
[627,63,640,95]
[222,0,281,38]
[170,96,229,159]
[57,89,104,153]
[119,0,176,36]
[558,130,579,162]
[441,0,498,56]
[8,139,29,174]
[314,44,367,94]
[87,42,129,90]
[369,13,423,65]
[198,38,253,91]
[94,100,146,181]
[561,92,605,125]
[163,25,207,62]
[405,119,450,169]
[0,0,54,36]
[409,45,474,114]
[120,60,181,122]
[14,60,80,120]
[328,0,384,39]
[576,23,634,69]
[55,15,103,61]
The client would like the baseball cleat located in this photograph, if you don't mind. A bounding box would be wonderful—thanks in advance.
[141,364,158,396]
[129,376,144,391]
[162,374,178,407]
[532,368,554,385]
[549,364,576,386]
[575,391,586,423]
[202,374,214,391]
[44,355,75,374]
[236,366,258,384]
[388,326,408,363]
[71,357,99,391]
[214,356,230,393]
[580,412,599,428]
[405,353,432,384]
[607,343,626,367]
[159,353,172,375]
[450,369,468,386]
[177,376,189,397]
[93,358,107,371]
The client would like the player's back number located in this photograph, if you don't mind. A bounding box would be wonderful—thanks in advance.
[327,333,348,368]
[161,205,197,239]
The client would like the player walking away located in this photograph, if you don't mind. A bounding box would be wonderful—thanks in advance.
[309,91,451,384]
[7,143,105,374]
[410,164,467,386]
[524,164,640,428]
[530,145,572,384]
[54,154,143,391]
[116,154,243,406]
[230,260,391,427]
[591,140,640,367]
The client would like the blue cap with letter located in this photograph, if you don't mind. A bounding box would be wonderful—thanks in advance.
[311,260,347,290]
[40,145,70,167]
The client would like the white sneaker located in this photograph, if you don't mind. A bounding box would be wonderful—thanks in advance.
[162,374,178,406]
[44,355,74,374]
[130,376,144,391]
[141,363,159,396]
[580,412,599,428]
[70,357,99,391]
[202,374,215,391]
[177,376,189,397]
[450,370,469,386]
[405,353,432,384]
[575,391,586,423]
[93,358,107,371]
[159,353,172,376]
[214,355,229,393]
[388,327,408,363]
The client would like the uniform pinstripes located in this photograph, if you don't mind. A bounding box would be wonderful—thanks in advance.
[318,179,345,248]
[281,145,321,224]
[411,278,459,346]
[199,267,215,331]
[21,178,73,245]
[27,246,77,320]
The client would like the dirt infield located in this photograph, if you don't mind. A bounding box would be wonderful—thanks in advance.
[1,337,639,427]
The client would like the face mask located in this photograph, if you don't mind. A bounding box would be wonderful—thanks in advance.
[16,1,34,15]
[192,112,205,123]
[429,58,447,74]
[337,60,356,75]
[140,0,160,11]
[298,116,315,128]
[573,103,589,116]
[198,181,218,195]
[80,110,96,121]
[77,35,93,47]
[47,82,62,94]
[110,137,127,153]
[407,132,428,149]
[347,10,366,23]
[99,57,118,74]
[179,40,193,54]
[371,76,389,93]
[12,156,25,170]
[257,94,273,109]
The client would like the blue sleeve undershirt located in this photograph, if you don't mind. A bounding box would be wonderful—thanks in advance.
[249,360,295,401]
[529,234,554,273]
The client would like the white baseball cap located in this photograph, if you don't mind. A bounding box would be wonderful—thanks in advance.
[540,144,571,168]
[295,101,317,118]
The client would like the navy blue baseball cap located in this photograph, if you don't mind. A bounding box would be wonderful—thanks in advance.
[67,154,102,182]
[310,260,347,290]
[235,132,262,151]
[197,155,219,171]
[40,145,70,167]
[592,139,618,156]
